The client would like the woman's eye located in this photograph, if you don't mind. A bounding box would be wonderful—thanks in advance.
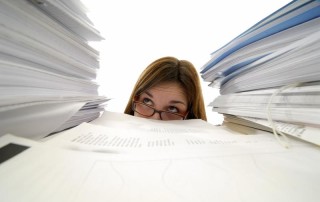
[167,106,178,113]
[142,98,152,105]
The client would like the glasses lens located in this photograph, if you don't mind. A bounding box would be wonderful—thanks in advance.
[133,101,185,120]
[134,102,154,116]
[161,112,184,120]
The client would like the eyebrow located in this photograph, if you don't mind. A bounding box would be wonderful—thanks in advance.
[144,91,187,106]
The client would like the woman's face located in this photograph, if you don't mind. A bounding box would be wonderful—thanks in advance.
[133,82,188,120]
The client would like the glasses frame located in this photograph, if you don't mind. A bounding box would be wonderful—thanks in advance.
[132,101,188,120]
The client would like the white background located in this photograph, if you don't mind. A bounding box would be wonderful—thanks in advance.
[81,0,291,125]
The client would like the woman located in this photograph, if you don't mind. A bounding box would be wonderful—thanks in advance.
[124,56,207,121]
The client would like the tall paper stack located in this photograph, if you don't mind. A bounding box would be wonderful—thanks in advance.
[200,0,320,146]
[0,0,109,139]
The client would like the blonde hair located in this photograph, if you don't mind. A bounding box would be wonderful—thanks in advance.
[124,56,207,121]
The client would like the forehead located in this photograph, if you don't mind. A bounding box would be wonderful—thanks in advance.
[148,82,186,96]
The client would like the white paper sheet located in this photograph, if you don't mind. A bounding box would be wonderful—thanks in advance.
[1,132,320,202]
[44,121,303,156]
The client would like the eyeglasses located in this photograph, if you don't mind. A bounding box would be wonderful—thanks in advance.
[132,101,188,120]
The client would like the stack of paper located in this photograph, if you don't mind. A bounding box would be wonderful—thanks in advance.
[0,0,109,139]
[1,111,320,202]
[200,0,320,145]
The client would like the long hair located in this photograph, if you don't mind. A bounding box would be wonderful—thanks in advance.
[124,56,207,121]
